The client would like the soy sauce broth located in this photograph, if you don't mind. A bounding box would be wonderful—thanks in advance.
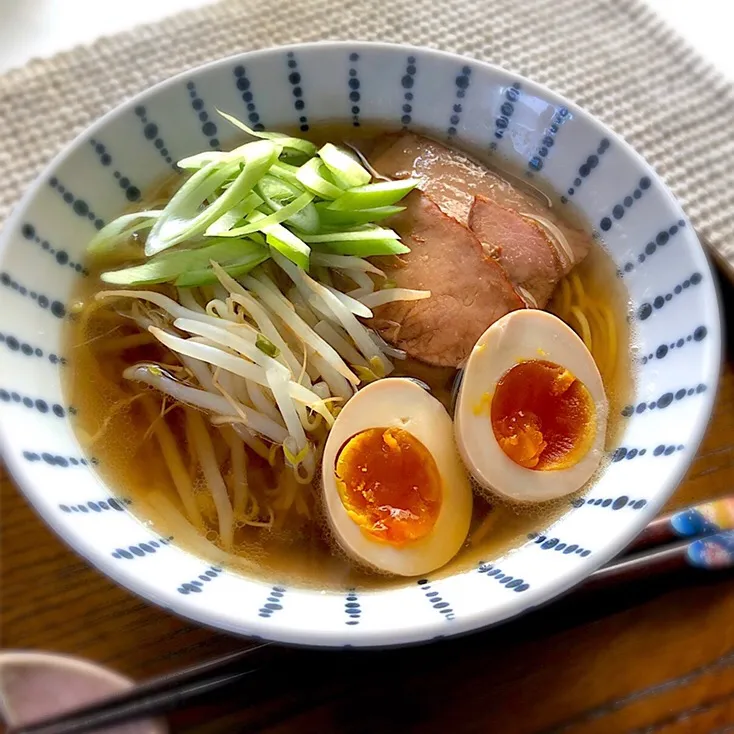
[63,125,633,589]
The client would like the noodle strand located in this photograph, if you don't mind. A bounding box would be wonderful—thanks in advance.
[186,409,235,550]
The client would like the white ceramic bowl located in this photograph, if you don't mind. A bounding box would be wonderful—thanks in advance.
[0,42,721,647]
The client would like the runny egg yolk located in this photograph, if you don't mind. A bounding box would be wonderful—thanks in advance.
[490,360,596,471]
[334,427,442,545]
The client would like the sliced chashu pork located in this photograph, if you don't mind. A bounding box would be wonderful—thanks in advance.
[371,191,524,368]
[370,132,590,274]
[468,195,562,308]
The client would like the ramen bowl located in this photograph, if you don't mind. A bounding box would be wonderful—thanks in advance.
[0,42,721,647]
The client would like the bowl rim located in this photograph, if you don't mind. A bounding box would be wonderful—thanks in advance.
[0,40,723,648]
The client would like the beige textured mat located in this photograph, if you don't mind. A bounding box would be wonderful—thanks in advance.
[1,0,733,277]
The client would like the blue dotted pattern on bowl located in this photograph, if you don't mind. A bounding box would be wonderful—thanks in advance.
[490,82,521,149]
[59,498,132,514]
[600,176,652,232]
[0,329,66,365]
[527,106,569,173]
[477,563,530,592]
[111,536,173,560]
[417,578,455,621]
[621,382,707,417]
[561,138,611,202]
[47,176,106,230]
[446,65,471,138]
[571,496,648,511]
[0,389,69,416]
[185,81,220,149]
[233,65,264,131]
[178,566,223,595]
[344,589,362,626]
[619,220,686,275]
[400,55,417,126]
[133,106,176,168]
[259,586,286,617]
[20,223,89,275]
[0,271,66,317]
[636,271,704,321]
[527,532,590,558]
[285,52,308,132]
[23,451,94,467]
[612,444,685,461]
[347,52,362,127]
[88,139,142,203]
[640,325,707,365]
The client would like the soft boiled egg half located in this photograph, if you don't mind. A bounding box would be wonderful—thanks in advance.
[321,378,473,577]
[455,310,608,503]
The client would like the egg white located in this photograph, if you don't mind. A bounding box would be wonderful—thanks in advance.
[321,378,473,576]
[455,310,608,503]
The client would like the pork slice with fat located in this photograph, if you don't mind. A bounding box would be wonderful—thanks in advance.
[468,195,563,308]
[371,132,590,270]
[370,190,524,367]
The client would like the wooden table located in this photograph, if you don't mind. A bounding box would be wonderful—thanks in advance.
[2,272,734,734]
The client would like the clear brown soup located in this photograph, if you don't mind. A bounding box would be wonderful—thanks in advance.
[63,126,633,589]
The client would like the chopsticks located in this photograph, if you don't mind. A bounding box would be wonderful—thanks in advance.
[9,497,734,734]
[625,496,734,554]
[581,496,734,591]
[6,646,274,734]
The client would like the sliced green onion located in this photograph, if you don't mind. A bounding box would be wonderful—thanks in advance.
[256,334,280,358]
[89,123,414,286]
[174,250,269,287]
[318,143,371,188]
[314,239,410,257]
[146,140,278,256]
[205,193,264,235]
[101,238,266,286]
[256,176,319,234]
[263,224,311,270]
[286,201,320,235]
[87,211,162,258]
[176,151,230,170]
[328,179,418,210]
[257,174,302,203]
[296,158,344,199]
[310,253,385,275]
[304,224,406,256]
[314,203,404,226]
[301,227,400,244]
[270,161,302,187]
[218,192,314,237]
[217,110,317,157]
[144,158,237,252]
[177,139,269,171]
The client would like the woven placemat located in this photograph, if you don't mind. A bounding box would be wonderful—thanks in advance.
[1,0,733,278]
